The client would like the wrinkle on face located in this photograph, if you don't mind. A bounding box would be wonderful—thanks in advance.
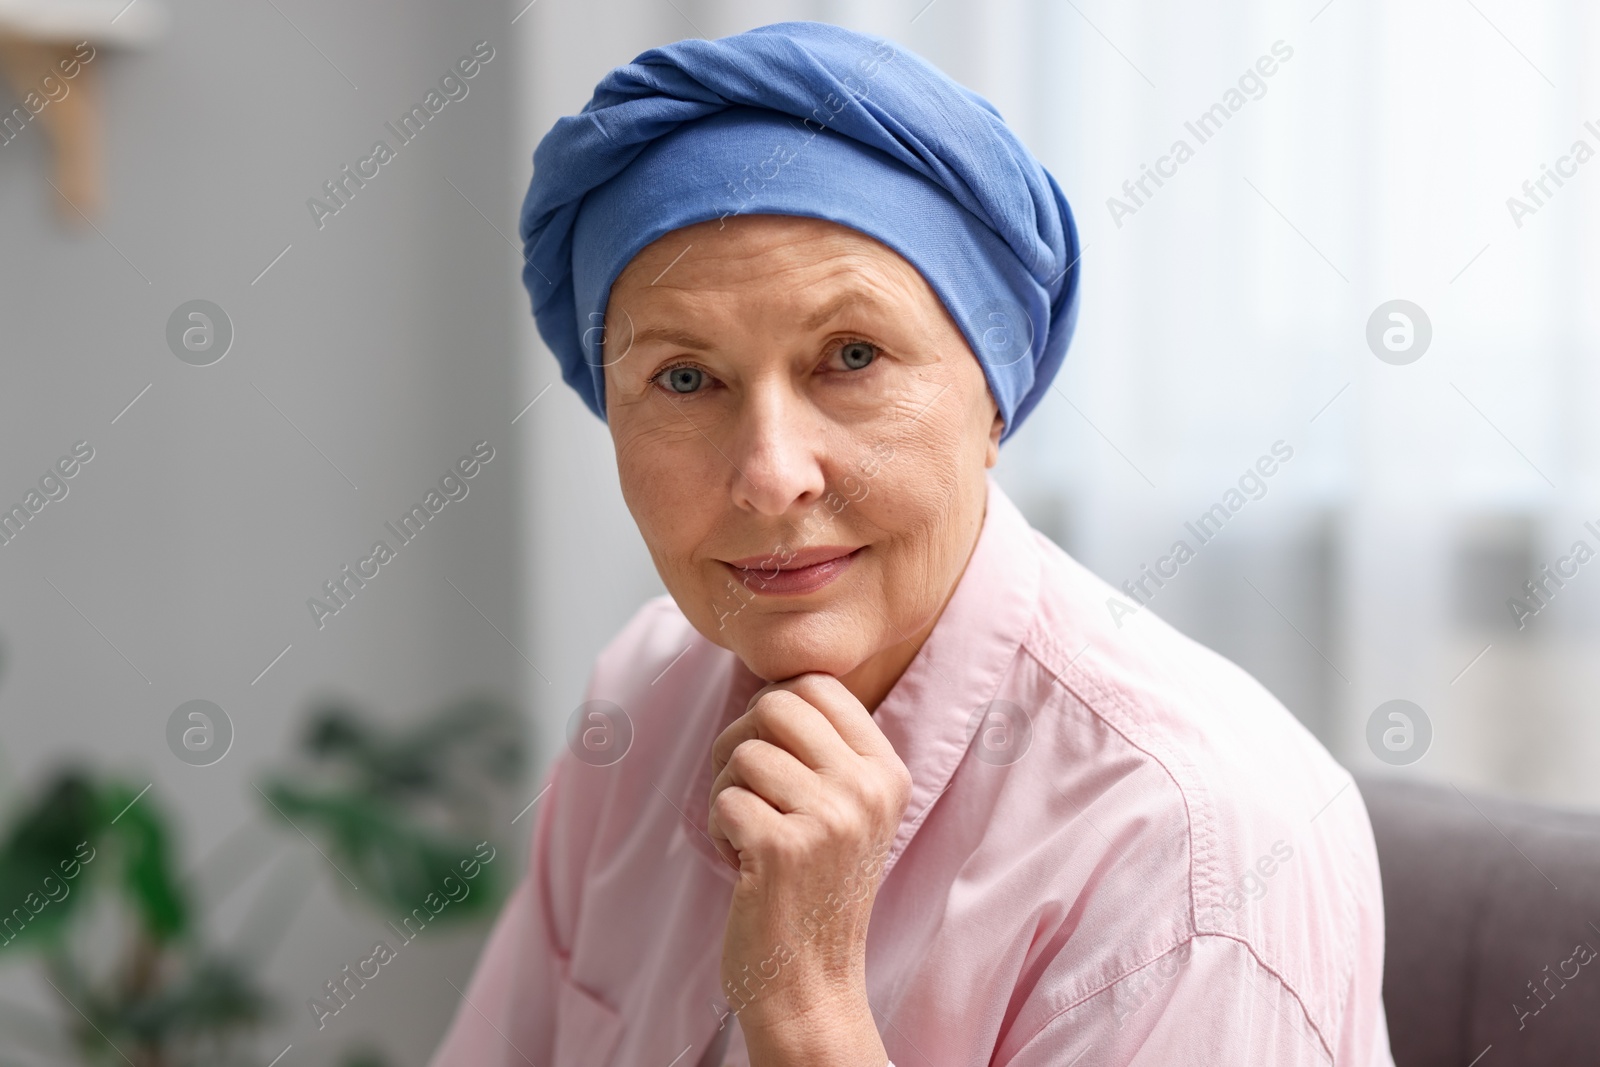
[601,214,1002,711]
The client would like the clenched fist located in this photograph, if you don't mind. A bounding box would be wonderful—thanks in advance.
[707,672,912,1065]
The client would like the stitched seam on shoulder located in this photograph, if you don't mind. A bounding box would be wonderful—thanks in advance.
[1219,933,1337,1063]
[1018,623,1207,929]
[1026,932,1193,1021]
[1012,633,1200,998]
[1017,621,1335,1053]
[1015,932,1336,1064]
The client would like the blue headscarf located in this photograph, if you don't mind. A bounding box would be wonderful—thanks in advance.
[519,20,1081,443]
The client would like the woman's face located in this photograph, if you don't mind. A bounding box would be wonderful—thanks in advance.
[602,214,1003,709]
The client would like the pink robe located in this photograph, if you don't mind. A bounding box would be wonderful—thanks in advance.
[428,477,1394,1066]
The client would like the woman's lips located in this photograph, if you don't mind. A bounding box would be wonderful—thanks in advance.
[721,545,863,597]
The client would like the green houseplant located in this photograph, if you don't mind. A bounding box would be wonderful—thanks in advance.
[0,658,524,1067]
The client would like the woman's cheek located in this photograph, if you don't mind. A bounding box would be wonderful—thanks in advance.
[618,429,714,573]
[873,444,963,591]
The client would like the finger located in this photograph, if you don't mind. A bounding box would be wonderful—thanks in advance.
[767,672,896,761]
[706,811,740,872]
[708,783,787,867]
[711,688,851,780]
[710,737,816,815]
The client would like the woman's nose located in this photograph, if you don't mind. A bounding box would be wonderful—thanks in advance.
[726,385,826,518]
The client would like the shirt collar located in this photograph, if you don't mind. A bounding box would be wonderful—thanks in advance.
[679,474,1042,884]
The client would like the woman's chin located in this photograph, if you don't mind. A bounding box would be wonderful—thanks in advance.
[723,614,868,683]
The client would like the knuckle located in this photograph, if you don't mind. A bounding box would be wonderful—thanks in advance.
[727,739,753,770]
[710,785,742,824]
[819,797,864,841]
[727,739,764,776]
[749,693,788,726]
[859,767,907,818]
[852,778,885,816]
[892,764,913,804]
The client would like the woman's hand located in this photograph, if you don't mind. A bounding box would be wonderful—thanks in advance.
[707,672,912,1065]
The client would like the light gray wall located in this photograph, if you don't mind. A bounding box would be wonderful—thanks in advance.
[0,1,527,1063]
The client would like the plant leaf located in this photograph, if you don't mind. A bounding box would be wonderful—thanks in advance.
[100,782,188,942]
[0,771,102,953]
[258,781,500,921]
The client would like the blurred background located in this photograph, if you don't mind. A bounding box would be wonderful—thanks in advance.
[1,0,1596,1063]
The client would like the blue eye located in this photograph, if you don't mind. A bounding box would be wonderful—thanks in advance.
[660,365,704,393]
[839,341,876,370]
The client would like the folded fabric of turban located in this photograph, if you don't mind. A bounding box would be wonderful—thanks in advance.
[519,20,1082,444]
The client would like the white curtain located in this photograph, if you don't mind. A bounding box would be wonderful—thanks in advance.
[518,0,1600,807]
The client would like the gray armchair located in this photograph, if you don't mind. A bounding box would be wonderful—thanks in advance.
[1356,775,1600,1066]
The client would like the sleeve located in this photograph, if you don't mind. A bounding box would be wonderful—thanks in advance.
[426,753,573,1067]
[995,936,1336,1067]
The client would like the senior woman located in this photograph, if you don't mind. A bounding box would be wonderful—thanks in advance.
[430,21,1393,1067]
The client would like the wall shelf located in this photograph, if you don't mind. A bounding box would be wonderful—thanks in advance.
[0,0,168,223]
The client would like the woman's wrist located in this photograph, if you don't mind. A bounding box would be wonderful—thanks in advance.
[738,982,888,1067]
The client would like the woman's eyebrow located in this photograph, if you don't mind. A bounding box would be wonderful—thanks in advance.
[801,292,881,330]
[624,292,884,352]
[627,324,715,350]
